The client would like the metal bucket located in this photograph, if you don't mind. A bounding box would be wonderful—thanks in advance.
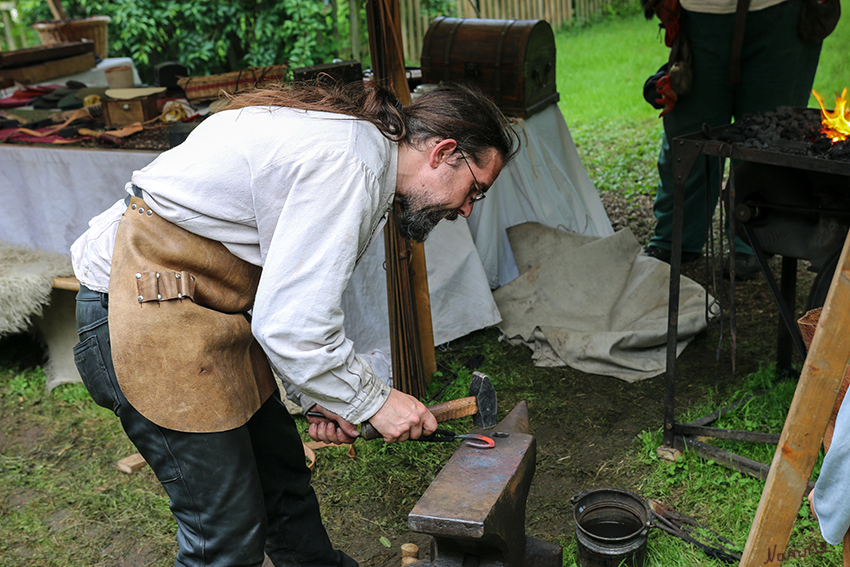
[571,487,651,567]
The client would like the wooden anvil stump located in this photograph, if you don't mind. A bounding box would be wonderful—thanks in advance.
[407,401,562,566]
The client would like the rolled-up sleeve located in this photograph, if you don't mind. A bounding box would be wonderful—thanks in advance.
[251,148,392,424]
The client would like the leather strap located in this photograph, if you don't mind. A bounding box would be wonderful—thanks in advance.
[729,0,751,86]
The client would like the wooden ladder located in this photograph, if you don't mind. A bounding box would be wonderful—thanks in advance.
[740,229,850,566]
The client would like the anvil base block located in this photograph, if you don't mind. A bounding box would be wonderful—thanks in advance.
[407,535,562,567]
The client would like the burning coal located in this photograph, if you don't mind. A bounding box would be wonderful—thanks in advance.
[711,100,850,161]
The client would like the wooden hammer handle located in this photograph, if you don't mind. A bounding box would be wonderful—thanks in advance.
[427,396,478,422]
[361,396,478,441]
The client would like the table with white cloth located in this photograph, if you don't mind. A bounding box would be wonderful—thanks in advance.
[0,102,615,389]
[0,57,143,97]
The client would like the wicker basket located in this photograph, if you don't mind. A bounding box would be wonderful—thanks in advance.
[177,64,288,102]
[33,16,110,60]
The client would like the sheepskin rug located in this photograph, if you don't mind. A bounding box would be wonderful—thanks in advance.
[0,241,80,390]
[0,241,73,334]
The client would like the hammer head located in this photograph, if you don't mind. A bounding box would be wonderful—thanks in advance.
[470,371,497,429]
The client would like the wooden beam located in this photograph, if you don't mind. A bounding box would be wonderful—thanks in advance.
[366,0,437,397]
[46,0,68,21]
[740,230,850,566]
[349,0,361,60]
[52,276,80,291]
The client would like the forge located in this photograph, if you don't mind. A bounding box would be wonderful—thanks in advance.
[662,93,850,459]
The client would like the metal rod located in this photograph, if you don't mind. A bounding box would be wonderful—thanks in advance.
[778,255,798,374]
[685,394,760,427]
[740,224,808,362]
[676,424,781,444]
[664,138,707,448]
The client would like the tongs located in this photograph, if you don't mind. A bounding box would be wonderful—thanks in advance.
[305,412,496,448]
[413,428,495,448]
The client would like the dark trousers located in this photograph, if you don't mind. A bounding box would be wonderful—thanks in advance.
[73,284,357,567]
[650,0,822,254]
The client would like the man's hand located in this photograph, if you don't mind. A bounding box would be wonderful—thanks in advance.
[809,489,819,522]
[306,405,359,445]
[368,388,438,443]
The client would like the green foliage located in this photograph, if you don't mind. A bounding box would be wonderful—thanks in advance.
[5,368,45,403]
[13,0,342,83]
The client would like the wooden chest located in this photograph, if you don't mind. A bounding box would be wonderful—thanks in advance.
[103,93,161,128]
[420,17,559,118]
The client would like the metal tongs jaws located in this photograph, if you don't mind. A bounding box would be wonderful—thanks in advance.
[416,428,496,448]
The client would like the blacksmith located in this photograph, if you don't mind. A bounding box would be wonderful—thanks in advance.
[70,81,516,567]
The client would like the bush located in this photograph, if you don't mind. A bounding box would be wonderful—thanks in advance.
[15,0,341,83]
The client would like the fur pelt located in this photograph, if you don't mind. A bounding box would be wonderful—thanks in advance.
[0,241,74,336]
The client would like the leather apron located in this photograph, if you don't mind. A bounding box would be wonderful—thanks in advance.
[108,196,277,433]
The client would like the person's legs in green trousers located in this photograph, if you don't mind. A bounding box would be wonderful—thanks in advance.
[649,0,822,263]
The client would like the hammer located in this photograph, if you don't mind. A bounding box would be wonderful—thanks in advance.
[360,371,497,440]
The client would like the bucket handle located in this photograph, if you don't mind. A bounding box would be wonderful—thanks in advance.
[569,490,591,506]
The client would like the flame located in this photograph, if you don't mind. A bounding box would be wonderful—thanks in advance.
[813,88,850,142]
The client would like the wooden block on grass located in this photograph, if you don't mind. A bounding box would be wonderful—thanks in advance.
[116,453,147,474]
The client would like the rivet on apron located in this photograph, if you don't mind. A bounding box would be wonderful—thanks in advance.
[137,296,144,303]
[175,273,181,279]
[135,273,142,279]
[147,210,153,216]
[177,293,183,298]
[157,294,162,300]
[138,208,145,214]
[156,272,160,279]
[131,204,137,210]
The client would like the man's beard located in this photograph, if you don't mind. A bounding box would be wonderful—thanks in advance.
[394,193,458,242]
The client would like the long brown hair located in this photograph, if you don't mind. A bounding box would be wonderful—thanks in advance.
[223,80,518,166]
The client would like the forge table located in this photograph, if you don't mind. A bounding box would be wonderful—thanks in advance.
[662,134,850,567]
[662,127,850,456]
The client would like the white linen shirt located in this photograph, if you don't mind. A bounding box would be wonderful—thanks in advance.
[71,106,398,424]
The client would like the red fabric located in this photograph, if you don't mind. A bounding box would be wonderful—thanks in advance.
[651,0,681,47]
[0,126,90,144]
[664,18,680,47]
[0,84,63,108]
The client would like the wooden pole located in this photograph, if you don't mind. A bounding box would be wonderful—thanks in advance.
[1,5,15,50]
[349,0,361,61]
[366,0,437,398]
[46,0,68,20]
[740,231,850,566]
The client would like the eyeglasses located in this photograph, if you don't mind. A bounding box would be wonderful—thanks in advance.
[458,150,486,203]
